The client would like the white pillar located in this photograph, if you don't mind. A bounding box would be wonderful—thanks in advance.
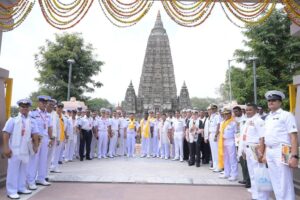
[293,75,300,133]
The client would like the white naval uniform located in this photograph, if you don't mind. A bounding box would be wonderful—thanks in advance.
[89,117,98,159]
[159,120,172,159]
[127,119,139,157]
[47,111,59,174]
[64,117,77,161]
[117,117,128,156]
[222,119,238,179]
[75,115,82,158]
[243,114,270,200]
[208,113,221,170]
[152,118,161,157]
[172,117,186,160]
[96,117,110,158]
[108,117,120,157]
[264,108,297,200]
[51,115,68,171]
[3,114,38,196]
[27,109,52,185]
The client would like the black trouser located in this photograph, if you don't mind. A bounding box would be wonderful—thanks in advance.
[201,139,211,164]
[239,156,251,186]
[189,136,202,164]
[183,139,189,160]
[79,129,92,159]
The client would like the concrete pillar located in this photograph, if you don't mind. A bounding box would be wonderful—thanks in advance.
[0,68,9,187]
[293,75,300,194]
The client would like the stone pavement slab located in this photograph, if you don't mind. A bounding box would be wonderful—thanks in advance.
[48,156,240,186]
[30,183,252,200]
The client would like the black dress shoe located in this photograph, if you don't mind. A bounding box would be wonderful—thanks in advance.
[188,162,195,166]
[80,158,83,161]
[245,184,251,188]
[238,180,246,184]
[196,163,200,167]
[45,177,49,182]
[86,158,92,160]
[58,161,63,164]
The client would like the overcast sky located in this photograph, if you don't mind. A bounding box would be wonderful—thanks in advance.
[0,2,245,106]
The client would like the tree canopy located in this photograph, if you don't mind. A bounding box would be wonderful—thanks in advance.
[191,97,222,110]
[220,9,300,109]
[33,32,104,102]
[86,98,114,111]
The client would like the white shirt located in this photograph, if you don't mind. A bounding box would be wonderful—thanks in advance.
[67,118,77,139]
[244,114,264,144]
[172,117,186,133]
[222,120,237,139]
[96,117,111,132]
[208,113,221,133]
[159,120,172,144]
[264,108,298,146]
[111,117,120,131]
[78,116,93,131]
[119,117,128,129]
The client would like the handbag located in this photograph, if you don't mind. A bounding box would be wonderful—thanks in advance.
[254,163,273,192]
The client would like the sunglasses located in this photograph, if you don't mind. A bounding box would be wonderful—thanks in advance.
[267,99,278,102]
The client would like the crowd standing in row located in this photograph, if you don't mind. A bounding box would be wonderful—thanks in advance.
[2,90,298,200]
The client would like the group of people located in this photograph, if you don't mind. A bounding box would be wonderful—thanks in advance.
[2,90,299,200]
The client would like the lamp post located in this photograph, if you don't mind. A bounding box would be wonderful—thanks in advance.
[248,57,258,104]
[67,59,75,101]
[228,59,237,105]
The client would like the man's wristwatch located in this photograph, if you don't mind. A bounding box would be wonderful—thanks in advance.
[291,155,299,159]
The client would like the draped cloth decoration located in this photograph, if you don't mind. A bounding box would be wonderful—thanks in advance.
[1,0,300,31]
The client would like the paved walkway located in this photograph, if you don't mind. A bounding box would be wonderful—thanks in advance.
[48,156,241,185]
[0,155,277,200]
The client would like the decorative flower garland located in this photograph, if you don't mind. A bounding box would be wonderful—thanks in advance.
[38,0,94,30]
[0,0,34,31]
[1,0,300,31]
[98,0,154,27]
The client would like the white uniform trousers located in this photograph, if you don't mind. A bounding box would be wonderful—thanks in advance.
[127,131,136,157]
[245,146,270,200]
[108,130,118,157]
[98,131,108,158]
[65,138,75,161]
[90,134,97,158]
[223,139,238,178]
[51,141,64,171]
[117,129,126,156]
[47,141,55,175]
[160,143,170,159]
[174,132,184,159]
[6,156,28,195]
[75,134,80,157]
[141,136,151,156]
[27,136,49,184]
[59,143,65,162]
[152,133,159,157]
[266,146,295,200]
[209,132,219,170]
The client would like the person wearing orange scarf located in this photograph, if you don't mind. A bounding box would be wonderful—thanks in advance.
[219,108,238,181]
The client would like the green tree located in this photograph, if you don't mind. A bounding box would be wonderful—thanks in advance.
[191,97,222,110]
[86,98,114,111]
[221,9,300,109]
[34,32,104,101]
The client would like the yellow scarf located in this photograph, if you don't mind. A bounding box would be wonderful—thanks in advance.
[140,119,150,138]
[128,119,136,129]
[59,116,65,142]
[218,116,234,169]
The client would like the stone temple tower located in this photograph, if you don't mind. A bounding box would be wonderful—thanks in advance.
[122,11,191,114]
